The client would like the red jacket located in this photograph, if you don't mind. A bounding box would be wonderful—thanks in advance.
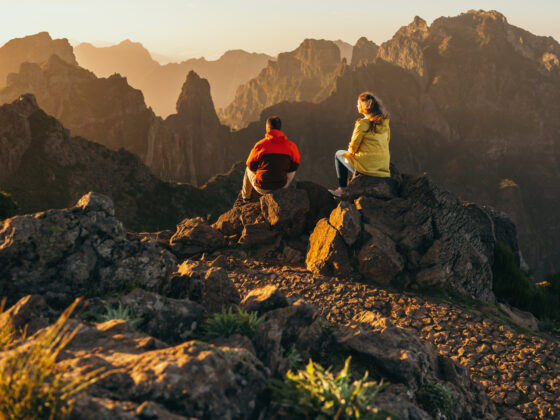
[246,129,300,190]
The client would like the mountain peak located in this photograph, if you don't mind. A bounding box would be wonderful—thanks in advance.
[175,71,218,122]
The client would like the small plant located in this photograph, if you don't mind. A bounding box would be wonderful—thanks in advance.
[0,298,107,419]
[201,307,265,340]
[0,298,15,350]
[270,356,395,420]
[416,382,457,418]
[285,344,303,370]
[99,302,142,329]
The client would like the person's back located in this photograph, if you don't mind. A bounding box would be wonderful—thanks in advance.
[241,116,300,200]
[345,117,390,178]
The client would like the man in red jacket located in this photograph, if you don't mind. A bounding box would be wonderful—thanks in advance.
[242,116,300,200]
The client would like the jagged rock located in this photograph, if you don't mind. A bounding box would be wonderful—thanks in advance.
[222,39,343,129]
[0,295,56,337]
[350,37,380,67]
[260,189,310,238]
[170,217,226,257]
[88,289,204,344]
[209,333,257,357]
[306,218,352,277]
[342,175,397,201]
[0,95,243,232]
[238,222,279,248]
[241,285,290,316]
[359,225,405,284]
[252,299,328,375]
[0,192,177,308]
[126,230,173,250]
[335,311,434,387]
[213,201,261,236]
[29,319,268,419]
[329,201,362,246]
[0,32,76,88]
[171,261,240,314]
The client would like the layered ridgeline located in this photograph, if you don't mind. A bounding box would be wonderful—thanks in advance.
[0,54,234,186]
[230,10,560,279]
[0,32,77,89]
[74,40,272,117]
[221,39,346,129]
[0,94,243,232]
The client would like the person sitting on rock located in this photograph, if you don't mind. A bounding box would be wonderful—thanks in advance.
[241,116,300,201]
[329,92,391,197]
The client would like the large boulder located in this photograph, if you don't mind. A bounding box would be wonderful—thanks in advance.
[26,318,268,419]
[329,201,362,246]
[0,192,177,308]
[260,189,310,237]
[241,285,290,316]
[88,289,204,344]
[170,260,240,314]
[306,218,352,277]
[170,217,226,257]
[252,298,329,376]
[358,225,405,284]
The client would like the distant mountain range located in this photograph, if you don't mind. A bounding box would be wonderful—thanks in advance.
[74,41,273,117]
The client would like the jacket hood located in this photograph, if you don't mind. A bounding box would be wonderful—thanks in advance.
[265,129,288,142]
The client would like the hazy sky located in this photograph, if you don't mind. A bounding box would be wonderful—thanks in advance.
[1,0,559,61]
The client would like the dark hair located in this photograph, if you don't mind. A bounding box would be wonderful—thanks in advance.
[266,116,282,130]
[358,92,388,131]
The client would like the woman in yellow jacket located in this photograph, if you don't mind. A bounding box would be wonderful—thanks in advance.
[329,92,391,197]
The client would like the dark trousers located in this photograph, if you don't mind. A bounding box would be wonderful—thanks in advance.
[335,150,356,187]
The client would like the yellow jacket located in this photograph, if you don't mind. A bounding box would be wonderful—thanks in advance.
[343,118,391,177]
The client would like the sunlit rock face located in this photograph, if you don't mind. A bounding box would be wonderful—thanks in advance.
[0,32,77,87]
[231,10,560,279]
[221,38,345,129]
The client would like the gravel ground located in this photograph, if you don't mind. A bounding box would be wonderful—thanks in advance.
[224,258,560,420]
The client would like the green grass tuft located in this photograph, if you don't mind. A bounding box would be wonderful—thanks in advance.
[98,302,142,329]
[0,298,108,420]
[269,356,396,420]
[201,307,265,340]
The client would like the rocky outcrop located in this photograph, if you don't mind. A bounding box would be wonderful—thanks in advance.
[221,39,344,129]
[165,71,232,185]
[0,58,237,185]
[75,42,272,116]
[232,10,560,279]
[306,172,518,302]
[0,95,243,231]
[0,192,177,308]
[350,37,380,67]
[0,32,76,87]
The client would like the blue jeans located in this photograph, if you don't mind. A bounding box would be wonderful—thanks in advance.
[335,150,356,187]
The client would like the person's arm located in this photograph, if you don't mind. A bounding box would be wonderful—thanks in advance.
[288,142,300,172]
[246,144,261,172]
[347,120,366,154]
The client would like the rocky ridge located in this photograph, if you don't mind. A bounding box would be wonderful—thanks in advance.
[0,94,242,232]
[1,180,557,418]
[0,32,77,87]
[221,39,345,129]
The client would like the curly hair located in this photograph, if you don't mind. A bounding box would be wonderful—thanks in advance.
[358,92,389,131]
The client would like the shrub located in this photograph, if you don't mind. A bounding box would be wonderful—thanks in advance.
[201,307,265,340]
[416,382,457,418]
[493,242,560,322]
[0,298,107,419]
[98,302,142,329]
[285,344,303,370]
[270,356,395,420]
[0,191,18,220]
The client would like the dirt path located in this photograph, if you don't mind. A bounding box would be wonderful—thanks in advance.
[226,260,560,419]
